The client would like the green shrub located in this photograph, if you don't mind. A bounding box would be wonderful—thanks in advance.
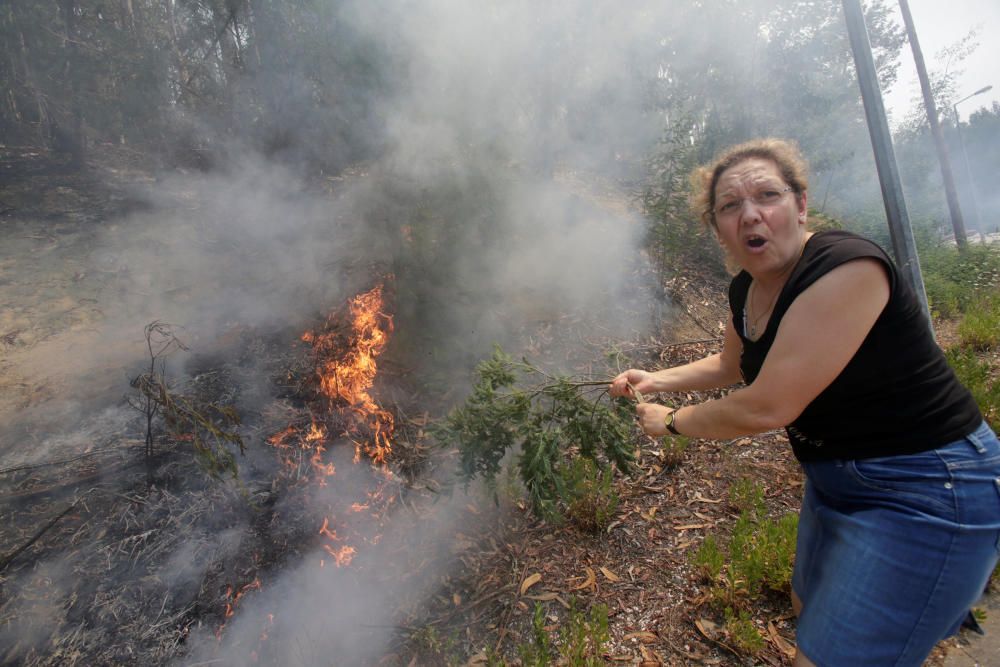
[920,242,1000,319]
[641,121,726,279]
[946,347,1000,430]
[693,480,798,613]
[433,346,635,519]
[757,514,799,591]
[723,607,766,656]
[692,535,725,583]
[518,603,554,667]
[558,602,610,667]
[727,509,798,599]
[410,625,461,667]
[515,601,609,667]
[956,292,1000,350]
[661,435,690,469]
[728,476,766,517]
[560,457,619,534]
[923,272,965,319]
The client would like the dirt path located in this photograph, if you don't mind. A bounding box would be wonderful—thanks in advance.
[0,149,146,459]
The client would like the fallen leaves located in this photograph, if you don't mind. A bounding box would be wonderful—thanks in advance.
[571,566,596,591]
[414,398,807,667]
[672,523,712,531]
[695,617,721,641]
[519,572,542,595]
[687,491,723,505]
[767,620,796,658]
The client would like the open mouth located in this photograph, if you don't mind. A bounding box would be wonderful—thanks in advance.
[745,235,767,249]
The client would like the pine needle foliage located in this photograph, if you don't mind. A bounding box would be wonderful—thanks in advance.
[692,479,798,614]
[433,346,635,518]
[515,601,610,667]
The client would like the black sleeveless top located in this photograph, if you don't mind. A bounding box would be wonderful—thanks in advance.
[728,230,982,462]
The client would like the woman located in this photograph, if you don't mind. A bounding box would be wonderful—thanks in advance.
[611,138,1000,666]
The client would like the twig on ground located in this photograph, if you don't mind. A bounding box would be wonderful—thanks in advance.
[0,445,129,476]
[494,561,530,653]
[0,499,79,570]
[618,337,724,353]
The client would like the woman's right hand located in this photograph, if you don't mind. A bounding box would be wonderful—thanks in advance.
[610,369,657,398]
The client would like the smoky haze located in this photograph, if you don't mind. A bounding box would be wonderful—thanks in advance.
[176,2,667,663]
[0,0,690,664]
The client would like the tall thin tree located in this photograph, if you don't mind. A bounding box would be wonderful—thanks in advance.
[58,0,85,165]
[897,0,967,249]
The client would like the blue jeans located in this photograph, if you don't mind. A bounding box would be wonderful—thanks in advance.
[792,421,1000,666]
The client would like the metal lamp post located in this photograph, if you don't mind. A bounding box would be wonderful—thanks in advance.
[952,85,993,242]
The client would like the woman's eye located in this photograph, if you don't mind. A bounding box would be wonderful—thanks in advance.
[759,190,781,202]
[719,201,737,213]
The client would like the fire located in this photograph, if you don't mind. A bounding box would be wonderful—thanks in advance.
[318,518,357,567]
[217,578,263,639]
[319,517,338,540]
[309,283,395,465]
[322,543,357,567]
[268,281,395,479]
[234,281,395,641]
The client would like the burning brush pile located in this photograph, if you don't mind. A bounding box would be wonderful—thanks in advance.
[272,281,395,473]
[0,277,465,665]
[265,281,401,568]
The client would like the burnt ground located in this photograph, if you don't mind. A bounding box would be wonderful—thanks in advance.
[0,145,995,666]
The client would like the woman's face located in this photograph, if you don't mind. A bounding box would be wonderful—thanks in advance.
[712,157,808,277]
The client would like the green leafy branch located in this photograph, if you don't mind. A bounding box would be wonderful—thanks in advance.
[432,346,636,518]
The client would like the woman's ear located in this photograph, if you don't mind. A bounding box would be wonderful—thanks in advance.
[797,190,808,223]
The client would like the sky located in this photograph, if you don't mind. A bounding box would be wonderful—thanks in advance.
[883,0,1000,126]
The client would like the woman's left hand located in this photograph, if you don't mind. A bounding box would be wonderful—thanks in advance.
[636,403,674,438]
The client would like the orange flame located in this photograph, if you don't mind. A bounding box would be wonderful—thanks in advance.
[322,543,357,567]
[260,281,393,590]
[217,578,263,639]
[308,283,395,465]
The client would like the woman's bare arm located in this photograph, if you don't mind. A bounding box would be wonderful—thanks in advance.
[611,318,744,396]
[636,258,890,439]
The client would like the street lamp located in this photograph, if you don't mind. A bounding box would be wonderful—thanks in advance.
[953,85,993,241]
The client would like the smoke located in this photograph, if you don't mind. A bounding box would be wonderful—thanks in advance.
[166,4,667,658]
[0,557,76,657]
[179,473,489,666]
[0,0,712,664]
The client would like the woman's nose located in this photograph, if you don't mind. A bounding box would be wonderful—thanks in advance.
[738,198,763,223]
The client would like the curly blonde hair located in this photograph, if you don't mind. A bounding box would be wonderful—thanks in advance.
[690,138,810,230]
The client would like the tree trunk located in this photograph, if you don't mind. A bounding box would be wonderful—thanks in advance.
[167,0,192,105]
[58,0,85,166]
[17,28,48,147]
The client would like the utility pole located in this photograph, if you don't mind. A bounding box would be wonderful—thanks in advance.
[953,85,993,242]
[897,0,967,249]
[840,0,931,325]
